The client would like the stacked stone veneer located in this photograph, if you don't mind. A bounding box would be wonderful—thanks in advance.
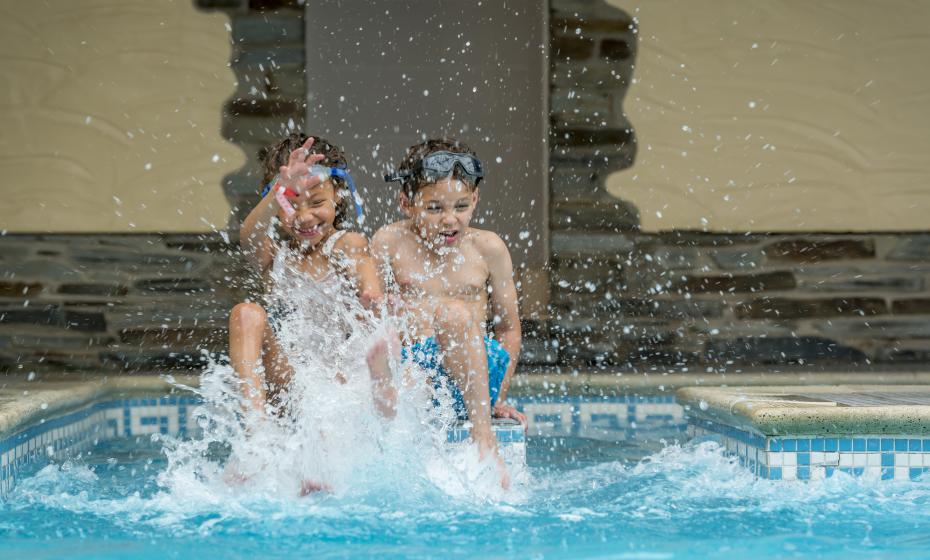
[2,0,930,374]
[549,233,930,369]
[0,234,251,374]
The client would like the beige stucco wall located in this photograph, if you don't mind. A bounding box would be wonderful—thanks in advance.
[0,0,240,233]
[609,0,930,232]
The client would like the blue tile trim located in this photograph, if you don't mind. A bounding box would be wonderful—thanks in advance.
[1,395,203,497]
[689,415,930,483]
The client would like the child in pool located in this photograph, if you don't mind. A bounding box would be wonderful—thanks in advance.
[372,137,525,489]
[229,132,396,422]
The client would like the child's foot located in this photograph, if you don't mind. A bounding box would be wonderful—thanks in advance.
[222,459,251,486]
[300,479,330,495]
[478,443,510,490]
[366,338,392,383]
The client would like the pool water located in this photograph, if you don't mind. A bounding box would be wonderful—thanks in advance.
[4,423,930,559]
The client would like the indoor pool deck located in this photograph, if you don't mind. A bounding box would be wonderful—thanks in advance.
[678,384,930,481]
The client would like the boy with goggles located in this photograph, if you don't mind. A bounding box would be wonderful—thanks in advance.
[374,137,524,489]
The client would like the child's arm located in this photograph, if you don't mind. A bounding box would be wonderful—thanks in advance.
[482,233,525,424]
[239,192,283,273]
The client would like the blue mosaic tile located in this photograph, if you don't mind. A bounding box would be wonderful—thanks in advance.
[910,439,921,452]
[768,467,782,480]
[797,453,810,466]
[896,439,908,452]
[797,439,810,452]
[882,453,895,467]
[867,438,880,452]
[812,439,824,452]
[797,467,810,480]
[825,438,838,452]
[882,438,894,452]
[783,439,797,452]
[769,439,781,452]
[882,468,895,481]
[840,438,852,452]
[853,438,866,452]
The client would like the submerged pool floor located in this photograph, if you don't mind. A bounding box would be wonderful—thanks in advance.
[4,425,930,559]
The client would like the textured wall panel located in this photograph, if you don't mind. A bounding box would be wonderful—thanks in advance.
[610,0,930,232]
[0,1,242,232]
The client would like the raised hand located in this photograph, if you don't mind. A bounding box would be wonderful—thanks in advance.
[278,136,328,196]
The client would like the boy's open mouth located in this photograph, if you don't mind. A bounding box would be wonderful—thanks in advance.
[439,230,459,244]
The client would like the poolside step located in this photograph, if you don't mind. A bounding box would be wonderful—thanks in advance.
[677,385,930,481]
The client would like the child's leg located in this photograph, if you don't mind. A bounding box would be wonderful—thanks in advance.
[230,302,294,413]
[229,303,270,414]
[433,302,509,488]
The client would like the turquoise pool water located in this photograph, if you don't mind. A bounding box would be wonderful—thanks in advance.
[3,406,930,559]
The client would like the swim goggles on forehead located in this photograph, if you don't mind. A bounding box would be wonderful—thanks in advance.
[384,151,484,186]
[261,165,365,221]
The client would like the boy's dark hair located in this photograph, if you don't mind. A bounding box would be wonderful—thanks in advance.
[259,132,351,228]
[396,137,479,198]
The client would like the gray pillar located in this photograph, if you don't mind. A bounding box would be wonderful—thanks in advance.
[305,1,549,317]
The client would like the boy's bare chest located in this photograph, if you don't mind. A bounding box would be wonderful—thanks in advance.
[392,246,488,300]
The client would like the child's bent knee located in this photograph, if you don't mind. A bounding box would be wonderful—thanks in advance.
[230,302,268,331]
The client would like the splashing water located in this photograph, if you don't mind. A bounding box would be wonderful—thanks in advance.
[155,244,520,505]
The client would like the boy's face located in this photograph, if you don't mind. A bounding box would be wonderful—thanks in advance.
[404,177,478,248]
[277,180,340,245]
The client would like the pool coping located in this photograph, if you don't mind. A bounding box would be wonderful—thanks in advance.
[4,370,930,439]
[676,384,930,436]
[0,374,199,439]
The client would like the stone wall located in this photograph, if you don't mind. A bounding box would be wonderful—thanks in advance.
[0,234,251,374]
[549,232,930,369]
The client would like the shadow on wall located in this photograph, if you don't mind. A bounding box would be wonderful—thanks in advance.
[195,0,309,230]
[549,0,640,234]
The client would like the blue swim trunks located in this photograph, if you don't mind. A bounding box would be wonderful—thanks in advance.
[402,337,510,418]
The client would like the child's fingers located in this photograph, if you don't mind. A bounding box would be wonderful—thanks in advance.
[280,154,328,183]
[286,136,317,167]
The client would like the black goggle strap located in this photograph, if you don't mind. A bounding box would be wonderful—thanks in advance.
[384,170,413,183]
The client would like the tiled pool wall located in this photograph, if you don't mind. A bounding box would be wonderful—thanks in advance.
[1,396,198,495]
[0,394,685,497]
[516,395,685,440]
[690,417,930,481]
